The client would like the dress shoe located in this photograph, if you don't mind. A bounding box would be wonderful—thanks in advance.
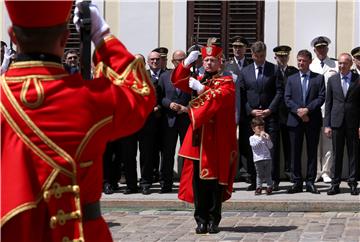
[159,187,173,194]
[327,185,340,195]
[266,187,273,195]
[273,182,280,191]
[322,174,332,183]
[103,183,114,195]
[255,187,262,195]
[287,184,303,194]
[208,223,220,234]
[141,187,151,195]
[349,184,359,196]
[306,182,320,194]
[195,223,208,234]
[247,183,256,191]
[123,187,139,195]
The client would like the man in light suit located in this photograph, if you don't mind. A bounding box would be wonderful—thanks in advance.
[285,49,325,194]
[239,41,282,191]
[224,36,253,183]
[158,50,191,193]
[324,53,360,195]
[309,36,338,183]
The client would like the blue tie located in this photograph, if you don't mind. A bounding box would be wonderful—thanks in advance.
[320,60,324,68]
[302,74,307,104]
[256,66,263,87]
[342,76,348,96]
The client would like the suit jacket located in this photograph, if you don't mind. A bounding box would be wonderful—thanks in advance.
[239,61,282,116]
[324,72,360,128]
[276,65,299,124]
[159,70,191,127]
[147,69,165,107]
[225,57,252,123]
[285,71,325,128]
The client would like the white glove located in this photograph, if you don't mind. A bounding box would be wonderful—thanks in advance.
[73,0,110,46]
[184,51,199,67]
[189,77,205,93]
[1,46,15,74]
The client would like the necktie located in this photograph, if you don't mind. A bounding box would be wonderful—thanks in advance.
[176,88,181,95]
[320,60,324,68]
[342,76,348,97]
[238,61,242,70]
[256,66,263,88]
[301,74,307,104]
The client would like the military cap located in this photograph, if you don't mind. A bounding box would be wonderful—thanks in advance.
[273,45,292,56]
[351,47,360,58]
[152,47,168,57]
[5,1,72,28]
[311,36,331,47]
[187,44,203,54]
[231,36,249,47]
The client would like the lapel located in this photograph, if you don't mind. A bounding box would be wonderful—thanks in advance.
[305,72,316,99]
[333,74,346,99]
[346,73,359,99]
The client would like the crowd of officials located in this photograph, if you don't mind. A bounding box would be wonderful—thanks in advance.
[92,36,359,196]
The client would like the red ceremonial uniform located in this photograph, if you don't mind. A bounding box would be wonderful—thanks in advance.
[0,35,156,241]
[171,62,238,203]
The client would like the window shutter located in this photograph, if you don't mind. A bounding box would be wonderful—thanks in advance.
[187,1,264,59]
[64,3,80,56]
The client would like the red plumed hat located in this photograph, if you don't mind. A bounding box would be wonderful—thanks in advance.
[5,0,73,28]
[201,37,223,59]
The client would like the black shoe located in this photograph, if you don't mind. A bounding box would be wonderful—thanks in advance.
[327,185,340,195]
[103,183,114,195]
[273,182,280,191]
[349,184,359,195]
[195,223,208,234]
[306,182,320,194]
[141,187,151,195]
[287,184,303,194]
[247,183,256,191]
[159,187,173,194]
[123,187,139,195]
[208,223,220,234]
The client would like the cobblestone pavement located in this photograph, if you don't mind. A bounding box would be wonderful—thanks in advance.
[103,209,360,242]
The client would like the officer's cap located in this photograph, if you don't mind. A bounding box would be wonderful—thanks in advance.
[273,45,292,56]
[351,47,360,58]
[231,36,249,47]
[152,47,168,57]
[5,1,72,28]
[311,36,331,48]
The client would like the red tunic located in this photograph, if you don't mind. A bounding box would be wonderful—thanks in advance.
[171,63,238,203]
[1,36,156,242]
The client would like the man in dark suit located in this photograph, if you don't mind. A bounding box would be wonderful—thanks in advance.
[158,50,191,193]
[324,53,360,195]
[239,41,282,191]
[224,36,254,183]
[285,49,325,194]
[138,50,165,195]
[273,45,298,181]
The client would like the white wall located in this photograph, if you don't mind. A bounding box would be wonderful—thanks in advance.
[264,0,279,64]
[172,0,187,52]
[118,1,159,58]
[355,1,360,46]
[295,0,337,58]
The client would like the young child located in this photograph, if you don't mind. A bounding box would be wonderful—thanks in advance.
[249,117,274,195]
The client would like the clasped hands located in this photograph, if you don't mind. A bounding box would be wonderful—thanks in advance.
[296,108,309,122]
[251,109,272,118]
[169,102,188,114]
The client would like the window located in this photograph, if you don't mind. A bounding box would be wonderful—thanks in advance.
[187,1,264,59]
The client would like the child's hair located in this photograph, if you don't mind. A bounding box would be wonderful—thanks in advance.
[251,117,265,128]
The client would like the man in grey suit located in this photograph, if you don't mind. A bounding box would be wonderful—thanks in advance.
[158,50,191,193]
[285,49,325,194]
[324,53,360,195]
[239,41,282,191]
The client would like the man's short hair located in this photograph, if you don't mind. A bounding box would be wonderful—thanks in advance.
[297,49,312,60]
[64,49,79,59]
[12,23,67,52]
[251,41,266,53]
[251,117,265,128]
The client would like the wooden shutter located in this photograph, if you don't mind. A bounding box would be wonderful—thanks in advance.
[187,1,264,59]
[64,3,80,55]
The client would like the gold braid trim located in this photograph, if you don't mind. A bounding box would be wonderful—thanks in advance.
[94,58,152,96]
[190,87,222,109]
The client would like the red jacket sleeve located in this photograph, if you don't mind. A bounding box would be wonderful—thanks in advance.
[171,62,193,94]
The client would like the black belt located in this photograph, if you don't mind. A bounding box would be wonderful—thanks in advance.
[83,201,101,221]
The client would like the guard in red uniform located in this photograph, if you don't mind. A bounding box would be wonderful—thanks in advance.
[171,38,237,234]
[1,1,155,242]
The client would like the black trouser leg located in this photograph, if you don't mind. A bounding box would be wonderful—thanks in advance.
[207,181,223,226]
[289,125,304,184]
[192,160,208,225]
[305,125,320,183]
[121,133,139,189]
[266,117,280,183]
[280,123,291,173]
